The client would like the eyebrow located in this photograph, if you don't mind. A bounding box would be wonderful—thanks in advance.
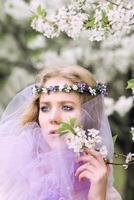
[39,101,76,105]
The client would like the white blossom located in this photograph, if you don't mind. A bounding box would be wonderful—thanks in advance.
[132,133,134,142]
[64,127,107,156]
[30,0,134,41]
[87,128,99,137]
[31,17,60,38]
[65,131,85,152]
[95,9,102,24]
[104,97,115,116]
[31,17,45,33]
[123,164,128,169]
[114,96,133,117]
[30,0,45,12]
[27,35,46,49]
[88,28,106,42]
[99,145,108,159]
[4,0,31,20]
[125,152,134,164]
[130,127,134,142]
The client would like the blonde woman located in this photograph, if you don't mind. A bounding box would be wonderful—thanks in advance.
[0,65,122,200]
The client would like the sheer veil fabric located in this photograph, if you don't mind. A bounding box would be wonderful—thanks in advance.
[0,85,122,200]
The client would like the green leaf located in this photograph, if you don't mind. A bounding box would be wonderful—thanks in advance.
[60,122,71,130]
[84,17,95,29]
[57,118,79,135]
[101,11,109,27]
[69,117,76,127]
[108,2,113,10]
[57,127,68,135]
[29,14,38,23]
[57,121,72,135]
[126,79,134,89]
[112,135,118,145]
[36,5,47,17]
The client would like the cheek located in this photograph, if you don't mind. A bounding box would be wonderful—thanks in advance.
[38,112,47,128]
[63,109,81,122]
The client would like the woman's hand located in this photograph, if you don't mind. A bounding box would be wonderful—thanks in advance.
[75,148,109,200]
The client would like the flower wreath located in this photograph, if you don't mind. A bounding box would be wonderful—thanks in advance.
[32,82,107,96]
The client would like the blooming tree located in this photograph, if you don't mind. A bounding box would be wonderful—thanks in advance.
[57,117,134,169]
[30,0,134,41]
[0,0,134,198]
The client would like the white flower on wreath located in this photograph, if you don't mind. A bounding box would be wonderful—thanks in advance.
[59,85,65,91]
[32,87,38,94]
[42,87,48,93]
[88,87,97,95]
[72,84,78,91]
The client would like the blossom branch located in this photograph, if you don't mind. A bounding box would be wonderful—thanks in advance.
[57,117,134,169]
[107,0,131,10]
[107,161,134,166]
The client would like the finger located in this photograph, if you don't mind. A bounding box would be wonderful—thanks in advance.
[78,170,93,182]
[75,162,94,177]
[84,148,105,163]
[84,148,101,158]
[78,155,98,167]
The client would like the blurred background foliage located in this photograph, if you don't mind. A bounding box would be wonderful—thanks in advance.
[0,0,134,199]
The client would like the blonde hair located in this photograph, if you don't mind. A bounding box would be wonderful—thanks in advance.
[21,65,96,126]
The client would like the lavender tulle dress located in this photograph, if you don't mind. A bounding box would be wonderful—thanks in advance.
[0,86,122,200]
[0,121,90,200]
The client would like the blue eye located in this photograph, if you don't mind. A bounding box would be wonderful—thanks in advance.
[40,106,50,112]
[62,105,74,111]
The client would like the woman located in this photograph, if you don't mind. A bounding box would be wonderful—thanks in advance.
[0,65,122,200]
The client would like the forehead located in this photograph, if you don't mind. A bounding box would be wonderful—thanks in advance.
[44,76,73,86]
[39,77,80,103]
[39,92,80,104]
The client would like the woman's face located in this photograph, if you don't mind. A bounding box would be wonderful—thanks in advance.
[38,77,81,148]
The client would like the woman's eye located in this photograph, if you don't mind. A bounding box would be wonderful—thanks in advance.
[40,106,50,112]
[62,105,74,111]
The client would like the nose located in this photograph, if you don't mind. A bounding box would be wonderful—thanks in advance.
[49,108,61,125]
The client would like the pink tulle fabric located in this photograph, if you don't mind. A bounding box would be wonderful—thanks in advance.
[0,122,89,200]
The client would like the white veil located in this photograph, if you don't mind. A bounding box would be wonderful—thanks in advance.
[0,84,114,159]
[0,84,114,188]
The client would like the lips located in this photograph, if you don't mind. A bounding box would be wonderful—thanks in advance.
[49,130,56,135]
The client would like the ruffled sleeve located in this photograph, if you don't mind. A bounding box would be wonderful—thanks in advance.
[105,165,122,200]
[106,187,122,200]
[0,124,89,200]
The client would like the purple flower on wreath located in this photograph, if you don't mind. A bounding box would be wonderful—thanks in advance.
[49,86,54,92]
[96,81,108,96]
[77,83,87,93]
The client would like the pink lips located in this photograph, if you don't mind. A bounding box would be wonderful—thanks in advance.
[49,130,56,135]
